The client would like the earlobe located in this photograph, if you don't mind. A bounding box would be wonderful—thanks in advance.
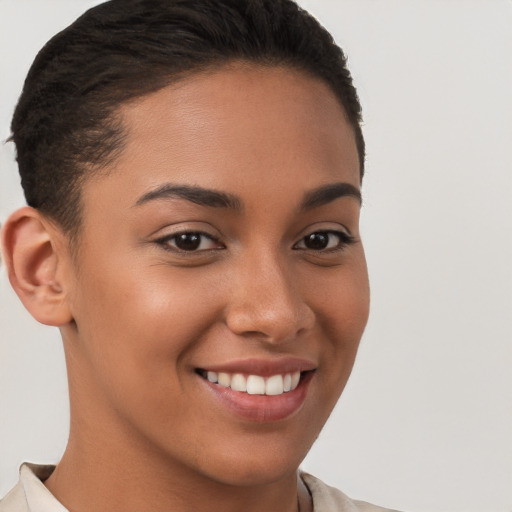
[1,206,73,326]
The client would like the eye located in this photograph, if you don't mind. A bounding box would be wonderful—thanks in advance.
[294,230,354,251]
[156,231,223,252]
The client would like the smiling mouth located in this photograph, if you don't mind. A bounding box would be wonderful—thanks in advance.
[196,369,312,396]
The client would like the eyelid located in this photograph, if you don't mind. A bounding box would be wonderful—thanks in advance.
[293,227,356,252]
[295,221,353,237]
[153,228,225,253]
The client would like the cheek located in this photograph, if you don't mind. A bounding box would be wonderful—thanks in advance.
[308,255,370,378]
[66,271,224,443]
[310,251,369,327]
[69,260,222,394]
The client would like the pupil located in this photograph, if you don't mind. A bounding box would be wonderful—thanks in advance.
[176,233,201,250]
[305,232,328,250]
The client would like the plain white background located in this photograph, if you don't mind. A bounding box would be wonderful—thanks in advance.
[1,1,511,511]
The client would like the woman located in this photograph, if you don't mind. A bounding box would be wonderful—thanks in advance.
[0,0,397,510]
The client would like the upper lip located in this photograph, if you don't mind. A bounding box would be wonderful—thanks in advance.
[197,357,317,376]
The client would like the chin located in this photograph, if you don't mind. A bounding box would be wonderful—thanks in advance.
[207,460,299,488]
[188,437,310,488]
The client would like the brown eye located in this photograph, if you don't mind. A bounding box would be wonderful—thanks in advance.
[174,233,202,251]
[156,232,223,252]
[304,232,330,250]
[294,230,354,251]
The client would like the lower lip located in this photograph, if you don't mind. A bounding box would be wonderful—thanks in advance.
[200,372,313,423]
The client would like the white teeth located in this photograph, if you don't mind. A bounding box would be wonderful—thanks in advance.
[247,375,266,395]
[291,371,300,390]
[217,372,231,387]
[283,373,292,392]
[231,373,247,392]
[265,374,284,395]
[202,370,304,395]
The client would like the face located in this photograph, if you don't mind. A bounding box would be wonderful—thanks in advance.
[60,64,369,486]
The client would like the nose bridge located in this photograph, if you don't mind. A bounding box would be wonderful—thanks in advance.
[226,246,314,342]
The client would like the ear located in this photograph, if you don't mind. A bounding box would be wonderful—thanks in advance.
[1,206,73,326]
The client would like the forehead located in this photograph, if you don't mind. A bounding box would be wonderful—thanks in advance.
[82,64,360,214]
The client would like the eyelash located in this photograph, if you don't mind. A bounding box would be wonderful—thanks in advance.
[155,231,224,253]
[292,230,356,252]
[154,229,355,254]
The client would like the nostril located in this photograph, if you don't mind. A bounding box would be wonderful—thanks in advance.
[225,307,314,344]
[225,267,315,341]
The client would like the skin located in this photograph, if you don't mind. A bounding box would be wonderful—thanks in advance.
[2,64,369,512]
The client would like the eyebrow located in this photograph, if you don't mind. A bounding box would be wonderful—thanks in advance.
[134,184,243,211]
[134,181,361,212]
[300,182,362,210]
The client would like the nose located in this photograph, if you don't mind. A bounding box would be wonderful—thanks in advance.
[225,251,315,344]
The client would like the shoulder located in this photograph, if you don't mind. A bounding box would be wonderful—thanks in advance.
[301,472,402,512]
[0,464,64,512]
[0,481,28,512]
